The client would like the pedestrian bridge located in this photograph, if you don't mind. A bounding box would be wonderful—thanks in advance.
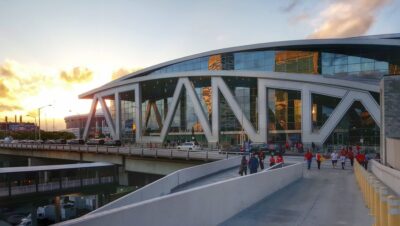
[57,157,400,226]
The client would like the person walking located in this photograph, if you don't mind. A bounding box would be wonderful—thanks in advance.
[258,151,265,170]
[239,155,248,176]
[276,154,284,165]
[248,154,259,174]
[347,149,354,167]
[340,153,346,170]
[304,150,313,170]
[316,152,322,170]
[331,151,338,168]
[269,154,276,167]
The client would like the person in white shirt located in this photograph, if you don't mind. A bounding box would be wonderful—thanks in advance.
[340,154,346,170]
[331,151,338,168]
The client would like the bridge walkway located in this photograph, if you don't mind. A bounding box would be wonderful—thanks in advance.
[172,156,301,193]
[220,162,372,226]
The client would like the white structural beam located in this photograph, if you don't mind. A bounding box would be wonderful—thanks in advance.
[115,92,121,140]
[135,83,142,144]
[214,77,262,142]
[211,78,219,139]
[257,79,267,142]
[182,78,216,142]
[98,96,116,139]
[82,98,98,140]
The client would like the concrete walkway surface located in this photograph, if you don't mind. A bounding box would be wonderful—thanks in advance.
[220,162,373,226]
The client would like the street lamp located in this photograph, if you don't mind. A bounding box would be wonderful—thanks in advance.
[38,104,52,141]
[26,115,37,140]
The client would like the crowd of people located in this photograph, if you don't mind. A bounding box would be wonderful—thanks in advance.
[303,145,376,170]
[239,152,284,176]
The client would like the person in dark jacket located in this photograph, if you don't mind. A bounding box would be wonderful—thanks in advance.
[248,154,259,174]
[239,155,248,176]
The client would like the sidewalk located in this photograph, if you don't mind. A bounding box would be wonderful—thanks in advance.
[220,162,373,226]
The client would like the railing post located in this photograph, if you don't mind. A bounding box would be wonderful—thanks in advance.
[155,149,158,158]
[186,150,189,160]
[206,149,208,162]
[106,146,109,154]
[96,145,99,153]
[170,149,173,159]
[226,151,228,159]
[129,146,132,155]
[388,196,400,226]
[141,148,144,157]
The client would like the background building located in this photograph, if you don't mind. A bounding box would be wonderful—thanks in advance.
[64,113,109,139]
[79,34,400,150]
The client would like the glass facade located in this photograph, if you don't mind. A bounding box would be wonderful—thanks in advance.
[141,78,178,136]
[311,94,341,132]
[325,101,380,147]
[321,53,391,79]
[275,51,319,74]
[165,77,211,145]
[146,49,400,79]
[267,89,302,145]
[120,90,135,143]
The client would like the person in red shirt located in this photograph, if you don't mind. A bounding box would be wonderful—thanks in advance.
[276,154,284,165]
[347,150,354,167]
[304,150,313,170]
[316,152,322,170]
[269,155,276,167]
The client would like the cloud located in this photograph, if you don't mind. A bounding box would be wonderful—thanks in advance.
[60,67,93,83]
[0,103,22,111]
[111,67,142,80]
[309,0,391,38]
[0,81,10,98]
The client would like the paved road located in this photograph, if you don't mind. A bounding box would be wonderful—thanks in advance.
[220,162,372,226]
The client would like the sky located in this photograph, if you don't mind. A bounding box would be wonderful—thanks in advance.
[0,0,399,130]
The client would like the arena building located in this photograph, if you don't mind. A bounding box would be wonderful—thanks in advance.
[79,34,400,149]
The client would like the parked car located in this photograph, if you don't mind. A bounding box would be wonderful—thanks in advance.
[177,142,200,151]
[66,139,85,145]
[86,139,105,145]
[45,139,56,144]
[104,140,121,146]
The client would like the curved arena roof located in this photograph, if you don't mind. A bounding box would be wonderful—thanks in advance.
[80,34,400,99]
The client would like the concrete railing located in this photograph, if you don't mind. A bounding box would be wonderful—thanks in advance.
[370,159,400,196]
[58,162,303,226]
[90,156,241,214]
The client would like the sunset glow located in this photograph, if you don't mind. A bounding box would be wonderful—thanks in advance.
[0,0,399,130]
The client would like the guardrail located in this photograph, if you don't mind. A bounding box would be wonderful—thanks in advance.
[0,176,114,197]
[0,143,225,161]
[354,160,400,226]
[58,162,304,226]
[370,159,400,196]
[90,156,241,215]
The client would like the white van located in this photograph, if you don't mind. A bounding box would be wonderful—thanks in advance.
[177,142,200,151]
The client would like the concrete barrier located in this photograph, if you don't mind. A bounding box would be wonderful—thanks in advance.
[354,159,400,226]
[370,159,400,196]
[91,156,241,214]
[58,162,303,226]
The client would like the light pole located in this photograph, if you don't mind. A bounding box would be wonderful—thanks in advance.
[38,104,52,141]
[26,115,37,140]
